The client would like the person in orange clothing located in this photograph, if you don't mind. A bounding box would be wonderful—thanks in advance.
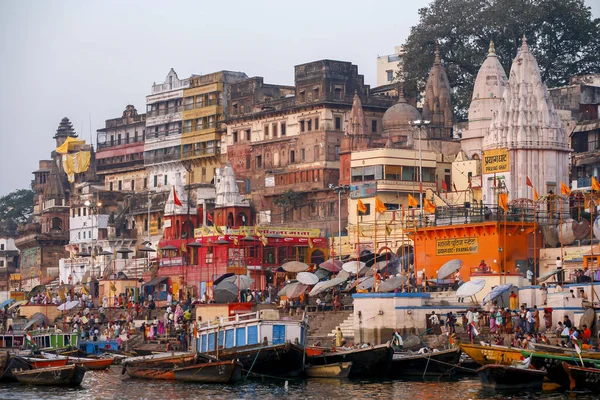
[509,291,519,310]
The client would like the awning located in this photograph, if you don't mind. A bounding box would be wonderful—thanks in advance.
[0,299,15,309]
[572,120,600,133]
[142,276,169,288]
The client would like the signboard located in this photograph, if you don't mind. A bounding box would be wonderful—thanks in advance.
[483,148,509,174]
[159,257,184,267]
[265,176,275,188]
[436,237,479,256]
[150,220,159,236]
[195,226,321,238]
[350,182,377,199]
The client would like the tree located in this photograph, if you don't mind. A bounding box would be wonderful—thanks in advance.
[401,0,600,119]
[273,190,305,212]
[0,189,35,225]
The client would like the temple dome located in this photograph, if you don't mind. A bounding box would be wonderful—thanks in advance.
[382,95,421,131]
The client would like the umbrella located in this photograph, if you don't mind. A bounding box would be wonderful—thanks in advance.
[456,279,486,298]
[342,261,366,274]
[314,268,331,280]
[7,300,27,312]
[336,270,351,281]
[365,252,394,268]
[77,251,91,257]
[57,300,80,311]
[222,275,254,291]
[309,281,330,297]
[23,312,47,330]
[437,259,463,280]
[186,242,202,248]
[379,276,407,292]
[214,273,235,286]
[297,272,319,285]
[359,251,375,263]
[98,250,113,256]
[27,285,46,299]
[358,276,374,290]
[281,261,309,272]
[319,258,343,273]
[0,299,15,309]
[214,281,239,303]
[287,283,309,299]
[138,246,156,252]
[538,269,561,283]
[278,281,301,297]
[483,283,513,305]
[321,277,347,290]
[116,247,134,254]
[160,245,178,251]
[357,265,372,276]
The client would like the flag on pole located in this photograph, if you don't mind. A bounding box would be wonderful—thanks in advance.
[526,176,533,187]
[533,188,539,201]
[261,235,268,246]
[498,193,509,211]
[407,194,418,208]
[254,225,261,237]
[441,180,448,191]
[357,199,367,214]
[214,225,224,235]
[385,222,392,236]
[233,236,239,246]
[308,237,314,249]
[375,197,387,214]
[357,225,365,237]
[173,186,182,206]
[592,176,600,191]
[180,241,187,253]
[423,198,436,214]
[560,181,571,195]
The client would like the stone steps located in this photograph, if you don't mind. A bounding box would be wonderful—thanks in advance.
[327,313,354,339]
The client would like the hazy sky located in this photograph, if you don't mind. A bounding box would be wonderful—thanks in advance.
[1,0,598,196]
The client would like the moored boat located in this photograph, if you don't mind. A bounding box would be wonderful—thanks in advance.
[21,356,68,368]
[1,355,32,382]
[173,360,243,384]
[389,347,461,378]
[476,363,546,390]
[122,353,196,380]
[524,351,600,387]
[306,343,393,379]
[41,351,114,370]
[532,343,600,360]
[13,364,86,386]
[459,343,524,366]
[305,361,352,378]
[562,362,600,392]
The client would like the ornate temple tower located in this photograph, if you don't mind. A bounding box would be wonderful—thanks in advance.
[422,45,453,138]
[462,42,508,159]
[53,117,78,148]
[339,92,371,186]
[482,36,570,203]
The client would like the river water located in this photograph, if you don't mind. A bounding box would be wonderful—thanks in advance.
[0,367,597,400]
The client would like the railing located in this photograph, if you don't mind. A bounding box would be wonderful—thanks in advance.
[97,137,144,149]
[147,128,182,140]
[144,152,181,165]
[146,106,182,117]
[97,159,143,172]
[182,147,218,158]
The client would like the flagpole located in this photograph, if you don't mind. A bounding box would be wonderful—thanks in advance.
[374,203,378,280]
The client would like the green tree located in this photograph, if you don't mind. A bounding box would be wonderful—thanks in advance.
[0,189,35,224]
[401,0,600,119]
[273,190,305,212]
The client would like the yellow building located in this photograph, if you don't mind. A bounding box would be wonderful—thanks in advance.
[181,71,247,185]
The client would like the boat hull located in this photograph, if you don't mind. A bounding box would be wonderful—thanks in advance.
[562,362,600,392]
[459,343,523,366]
[476,364,546,390]
[389,347,461,377]
[124,354,196,380]
[71,357,114,371]
[307,343,393,379]
[24,358,68,368]
[1,356,32,382]
[527,352,600,387]
[14,365,86,386]
[201,343,305,379]
[305,361,352,378]
[174,360,243,384]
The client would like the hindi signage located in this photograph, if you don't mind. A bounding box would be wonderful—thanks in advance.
[436,237,479,256]
[483,148,509,174]
[350,182,377,199]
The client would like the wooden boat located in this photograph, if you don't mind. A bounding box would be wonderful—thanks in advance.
[562,362,600,392]
[525,351,600,387]
[532,343,600,360]
[41,351,114,370]
[122,353,196,380]
[477,362,546,390]
[22,357,68,368]
[459,343,524,366]
[198,342,306,379]
[173,360,243,384]
[305,361,352,378]
[306,346,332,357]
[389,347,461,378]
[13,365,86,386]
[1,355,32,382]
[306,343,393,379]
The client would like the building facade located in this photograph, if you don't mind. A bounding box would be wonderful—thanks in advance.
[376,45,404,87]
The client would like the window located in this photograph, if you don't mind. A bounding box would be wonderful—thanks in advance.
[164,175,168,185]
[109,182,113,191]
[300,148,305,161]
[118,181,122,191]
[300,121,305,132]
[371,120,377,133]
[158,217,162,229]
[335,116,342,130]
[144,218,148,232]
[402,166,416,181]
[299,90,305,102]
[0,244,4,251]
[78,208,81,217]
[256,155,262,169]
[359,203,371,216]
[233,131,238,143]
[272,123,278,137]
[315,118,319,130]
[281,123,286,136]
[232,103,238,114]
[314,145,319,160]
[387,70,394,82]
[334,87,343,100]
[131,179,135,191]
[246,155,251,169]
[335,145,341,160]
[83,208,87,216]
[144,177,148,189]
[385,165,402,180]
[313,87,319,100]
[290,150,295,163]
[83,231,86,239]
[329,201,335,216]
[307,120,312,131]
[153,175,158,187]
[245,129,251,140]
[384,203,400,210]
[0,260,4,267]
[264,124,269,138]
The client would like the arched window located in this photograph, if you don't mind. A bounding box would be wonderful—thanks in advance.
[310,249,325,266]
[51,217,63,231]
[227,212,234,227]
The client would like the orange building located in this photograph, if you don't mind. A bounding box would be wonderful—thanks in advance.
[412,220,537,282]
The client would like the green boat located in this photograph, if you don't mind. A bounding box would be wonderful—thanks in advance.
[522,350,600,387]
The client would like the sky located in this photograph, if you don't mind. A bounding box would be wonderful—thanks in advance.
[1,0,598,196]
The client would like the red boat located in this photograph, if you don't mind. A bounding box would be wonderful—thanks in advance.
[22,357,68,368]
[122,353,196,380]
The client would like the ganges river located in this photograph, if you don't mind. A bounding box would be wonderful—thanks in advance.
[0,367,598,399]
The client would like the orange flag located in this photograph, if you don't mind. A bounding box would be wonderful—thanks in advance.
[407,194,418,208]
[173,186,182,206]
[592,177,600,192]
[526,176,533,187]
[498,193,509,212]
[357,199,367,214]
[560,182,571,195]
[533,188,539,201]
[375,197,387,214]
[423,198,436,214]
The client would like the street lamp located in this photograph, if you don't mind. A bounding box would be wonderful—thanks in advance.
[329,184,349,261]
[409,120,431,215]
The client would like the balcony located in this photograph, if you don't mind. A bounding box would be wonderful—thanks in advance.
[182,147,220,160]
[575,176,599,189]
[146,106,182,117]
[147,128,182,141]
[97,136,144,150]
[97,159,144,173]
[144,152,181,165]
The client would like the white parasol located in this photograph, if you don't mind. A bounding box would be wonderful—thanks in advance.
[379,276,407,292]
[357,276,374,290]
[57,300,80,311]
[456,279,486,298]
[297,272,319,285]
[222,275,254,291]
[483,283,513,305]
[342,261,366,274]
[282,261,309,272]
[437,259,463,280]
[319,259,343,273]
[538,269,561,283]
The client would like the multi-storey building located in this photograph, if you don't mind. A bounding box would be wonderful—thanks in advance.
[223,60,394,235]
[181,71,247,186]
[0,221,19,301]
[144,69,190,191]
[376,45,404,87]
[96,105,147,192]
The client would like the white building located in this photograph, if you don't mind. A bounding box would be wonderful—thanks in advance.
[376,46,404,87]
